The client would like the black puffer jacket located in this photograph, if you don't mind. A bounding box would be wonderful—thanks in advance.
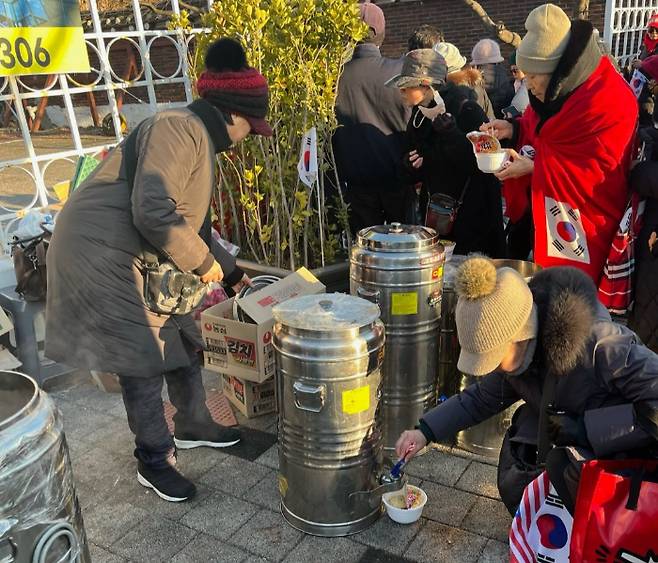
[401,82,506,257]
[628,161,658,352]
[422,267,658,508]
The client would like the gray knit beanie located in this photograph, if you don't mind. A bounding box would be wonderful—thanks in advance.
[455,257,538,376]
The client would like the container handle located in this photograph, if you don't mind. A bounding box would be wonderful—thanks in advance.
[293,382,325,413]
[356,286,380,305]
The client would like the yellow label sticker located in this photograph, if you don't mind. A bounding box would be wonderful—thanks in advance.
[342,385,370,415]
[0,27,90,76]
[278,474,288,498]
[391,292,418,315]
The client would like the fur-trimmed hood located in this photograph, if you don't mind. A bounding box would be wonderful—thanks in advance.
[529,266,604,376]
[447,67,484,89]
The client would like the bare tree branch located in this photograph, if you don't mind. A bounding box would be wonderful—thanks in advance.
[140,0,202,16]
[462,0,522,48]
[573,0,590,20]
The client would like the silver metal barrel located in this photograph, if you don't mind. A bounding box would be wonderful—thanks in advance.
[454,259,542,458]
[274,294,398,537]
[0,371,90,563]
[350,223,444,454]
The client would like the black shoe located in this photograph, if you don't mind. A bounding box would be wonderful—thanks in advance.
[137,462,196,502]
[173,422,241,450]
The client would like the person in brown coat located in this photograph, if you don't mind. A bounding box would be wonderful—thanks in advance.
[46,39,271,502]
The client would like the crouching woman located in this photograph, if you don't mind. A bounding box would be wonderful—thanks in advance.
[397,257,658,514]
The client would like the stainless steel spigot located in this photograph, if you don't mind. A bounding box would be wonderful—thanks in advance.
[349,469,406,511]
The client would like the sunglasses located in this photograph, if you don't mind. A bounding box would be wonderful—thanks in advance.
[648,27,658,34]
[510,67,521,74]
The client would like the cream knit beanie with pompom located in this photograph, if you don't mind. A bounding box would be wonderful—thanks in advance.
[455,256,538,376]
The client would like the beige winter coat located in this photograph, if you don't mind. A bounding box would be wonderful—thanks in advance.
[46,104,238,377]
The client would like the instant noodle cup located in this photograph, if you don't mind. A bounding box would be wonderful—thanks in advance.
[466,131,508,173]
[382,485,428,524]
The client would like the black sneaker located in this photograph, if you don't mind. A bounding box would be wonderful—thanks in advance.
[173,422,241,450]
[137,462,196,502]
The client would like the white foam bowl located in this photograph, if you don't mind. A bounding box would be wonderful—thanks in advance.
[382,485,428,524]
[476,151,508,173]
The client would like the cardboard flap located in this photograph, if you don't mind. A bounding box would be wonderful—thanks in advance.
[235,268,325,325]
[0,307,13,337]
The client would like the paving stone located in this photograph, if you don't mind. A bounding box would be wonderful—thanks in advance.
[455,461,501,500]
[89,543,127,563]
[56,398,116,443]
[43,369,90,393]
[419,481,478,527]
[230,509,304,562]
[284,535,368,563]
[460,497,512,542]
[180,491,259,540]
[358,547,417,563]
[111,517,197,561]
[171,533,249,563]
[405,449,471,487]
[243,470,281,511]
[477,538,509,563]
[352,513,424,555]
[255,445,279,471]
[236,411,278,432]
[200,455,271,494]
[404,520,488,563]
[175,446,229,482]
[83,501,150,547]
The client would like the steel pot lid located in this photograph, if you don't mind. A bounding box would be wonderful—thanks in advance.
[356,223,438,251]
[273,294,380,331]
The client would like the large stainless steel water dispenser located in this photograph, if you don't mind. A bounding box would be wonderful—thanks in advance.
[273,294,402,537]
[0,370,90,563]
[350,223,444,453]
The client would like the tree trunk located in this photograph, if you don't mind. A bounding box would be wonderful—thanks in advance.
[461,0,522,48]
[573,0,590,20]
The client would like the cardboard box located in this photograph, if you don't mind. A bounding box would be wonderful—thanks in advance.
[202,268,325,383]
[222,374,276,418]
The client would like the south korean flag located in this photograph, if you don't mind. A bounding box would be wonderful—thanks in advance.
[545,196,590,264]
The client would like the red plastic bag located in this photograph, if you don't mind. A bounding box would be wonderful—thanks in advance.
[571,459,658,562]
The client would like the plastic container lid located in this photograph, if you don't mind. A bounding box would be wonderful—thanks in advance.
[273,294,380,331]
[356,223,438,252]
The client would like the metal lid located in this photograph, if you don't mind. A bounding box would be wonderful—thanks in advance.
[356,223,438,251]
[273,294,380,331]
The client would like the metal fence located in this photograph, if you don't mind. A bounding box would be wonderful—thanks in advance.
[0,0,207,247]
[604,0,658,67]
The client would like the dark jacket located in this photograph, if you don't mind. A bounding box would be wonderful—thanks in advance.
[423,266,658,464]
[628,161,658,352]
[446,67,495,121]
[333,44,410,191]
[46,103,241,378]
[402,82,506,257]
[479,63,515,117]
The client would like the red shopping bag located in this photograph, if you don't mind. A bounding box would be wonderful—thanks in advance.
[570,459,658,562]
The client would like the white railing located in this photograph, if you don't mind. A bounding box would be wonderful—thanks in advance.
[604,0,658,67]
[0,0,207,246]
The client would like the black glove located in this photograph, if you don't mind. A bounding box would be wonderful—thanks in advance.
[431,112,457,136]
[547,412,590,448]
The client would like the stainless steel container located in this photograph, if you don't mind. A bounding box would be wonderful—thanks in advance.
[0,371,90,563]
[274,294,401,537]
[350,223,444,454]
[455,259,542,458]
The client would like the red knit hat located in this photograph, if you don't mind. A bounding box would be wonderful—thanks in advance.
[196,39,272,137]
[641,54,658,82]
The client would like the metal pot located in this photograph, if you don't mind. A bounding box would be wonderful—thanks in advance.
[350,223,444,454]
[273,294,402,537]
[0,371,90,563]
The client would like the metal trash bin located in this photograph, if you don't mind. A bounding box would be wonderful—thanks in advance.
[0,370,90,562]
[350,223,444,454]
[273,294,402,537]
[456,259,542,457]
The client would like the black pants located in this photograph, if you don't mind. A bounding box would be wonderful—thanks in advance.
[119,345,213,469]
[346,186,411,235]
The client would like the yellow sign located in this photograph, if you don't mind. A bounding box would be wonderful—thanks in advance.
[342,385,370,415]
[391,292,418,316]
[0,0,90,76]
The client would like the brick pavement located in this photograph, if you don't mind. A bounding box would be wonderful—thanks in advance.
[45,371,511,563]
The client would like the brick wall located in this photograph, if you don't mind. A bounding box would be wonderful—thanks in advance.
[379,0,605,62]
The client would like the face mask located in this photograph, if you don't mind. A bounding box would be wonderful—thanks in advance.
[418,88,446,120]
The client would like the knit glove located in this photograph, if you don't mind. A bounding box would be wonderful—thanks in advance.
[547,412,590,448]
[431,113,457,137]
